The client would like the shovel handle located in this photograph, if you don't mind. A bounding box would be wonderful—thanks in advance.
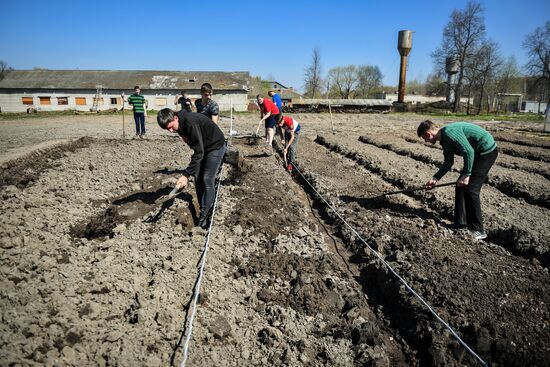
[379,181,455,197]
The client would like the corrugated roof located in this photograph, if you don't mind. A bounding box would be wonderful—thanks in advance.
[0,70,250,90]
[295,99,392,107]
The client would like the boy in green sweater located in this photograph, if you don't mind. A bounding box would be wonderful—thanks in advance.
[417,120,498,240]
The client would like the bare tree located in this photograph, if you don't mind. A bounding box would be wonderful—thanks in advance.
[327,65,357,99]
[0,60,13,81]
[472,41,502,113]
[494,57,522,112]
[355,65,383,98]
[425,73,447,96]
[432,1,486,112]
[523,21,550,102]
[303,48,323,98]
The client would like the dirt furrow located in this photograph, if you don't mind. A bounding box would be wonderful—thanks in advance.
[489,130,550,150]
[315,134,550,267]
[182,138,413,366]
[0,138,206,365]
[358,134,550,209]
[292,136,550,366]
[401,134,550,180]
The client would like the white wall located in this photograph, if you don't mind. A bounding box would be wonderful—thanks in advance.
[0,91,249,113]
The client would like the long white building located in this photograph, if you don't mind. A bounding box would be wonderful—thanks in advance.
[0,70,250,113]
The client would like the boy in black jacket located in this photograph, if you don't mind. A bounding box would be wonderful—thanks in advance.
[157,108,226,228]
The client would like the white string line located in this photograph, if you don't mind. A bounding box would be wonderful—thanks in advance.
[291,163,489,367]
[179,162,225,367]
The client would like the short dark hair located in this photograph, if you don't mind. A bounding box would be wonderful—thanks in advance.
[268,90,274,96]
[201,83,213,94]
[181,90,186,94]
[157,108,176,129]
[256,94,262,99]
[276,114,284,124]
[417,120,435,137]
[134,85,140,90]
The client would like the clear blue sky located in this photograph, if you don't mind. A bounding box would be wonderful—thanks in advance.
[0,0,548,92]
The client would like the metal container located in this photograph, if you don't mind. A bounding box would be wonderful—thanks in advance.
[445,57,459,75]
[397,30,413,56]
[397,30,413,103]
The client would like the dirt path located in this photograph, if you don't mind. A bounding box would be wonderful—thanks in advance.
[1,113,549,366]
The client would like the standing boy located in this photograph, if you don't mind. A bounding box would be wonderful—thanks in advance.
[195,83,219,123]
[175,90,193,113]
[124,85,148,138]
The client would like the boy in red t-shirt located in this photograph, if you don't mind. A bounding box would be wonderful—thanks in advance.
[255,95,282,155]
[276,115,301,171]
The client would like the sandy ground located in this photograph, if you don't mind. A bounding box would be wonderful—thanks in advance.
[0,112,549,366]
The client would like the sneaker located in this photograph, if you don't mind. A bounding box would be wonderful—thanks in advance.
[470,230,487,240]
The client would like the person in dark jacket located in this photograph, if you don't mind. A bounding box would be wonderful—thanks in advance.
[157,108,226,228]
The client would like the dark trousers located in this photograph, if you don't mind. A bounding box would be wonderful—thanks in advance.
[133,113,145,135]
[454,148,498,232]
[195,145,226,222]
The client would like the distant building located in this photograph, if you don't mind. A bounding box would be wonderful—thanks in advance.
[261,80,303,106]
[377,92,468,104]
[0,70,250,113]
[521,100,548,114]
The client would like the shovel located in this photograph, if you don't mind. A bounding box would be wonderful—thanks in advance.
[154,186,182,205]
[368,182,455,200]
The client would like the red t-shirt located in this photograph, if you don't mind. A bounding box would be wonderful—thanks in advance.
[281,116,297,131]
[260,98,280,115]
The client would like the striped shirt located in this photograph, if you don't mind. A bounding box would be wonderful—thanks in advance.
[434,122,497,179]
[128,94,146,113]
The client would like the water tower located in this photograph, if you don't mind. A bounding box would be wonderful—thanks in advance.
[445,57,459,103]
[397,30,413,103]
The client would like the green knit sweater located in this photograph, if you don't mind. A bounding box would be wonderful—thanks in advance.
[434,122,496,180]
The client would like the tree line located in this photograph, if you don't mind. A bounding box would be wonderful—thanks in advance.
[303,48,384,99]
[432,1,549,113]
[303,2,550,114]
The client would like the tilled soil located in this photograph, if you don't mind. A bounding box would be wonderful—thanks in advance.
[1,113,549,366]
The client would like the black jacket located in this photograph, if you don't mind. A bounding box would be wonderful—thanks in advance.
[177,111,225,177]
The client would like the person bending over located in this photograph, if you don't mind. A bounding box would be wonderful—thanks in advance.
[255,95,281,155]
[417,120,498,240]
[276,114,301,172]
[157,108,226,228]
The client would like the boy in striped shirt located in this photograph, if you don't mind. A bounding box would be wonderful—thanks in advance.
[125,85,148,138]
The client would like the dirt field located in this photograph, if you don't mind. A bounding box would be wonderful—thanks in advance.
[1,112,549,366]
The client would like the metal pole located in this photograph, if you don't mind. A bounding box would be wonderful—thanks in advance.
[398,55,408,103]
[326,83,335,133]
[121,92,126,138]
[230,97,233,134]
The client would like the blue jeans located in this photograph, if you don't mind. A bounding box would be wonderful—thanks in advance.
[284,131,300,163]
[134,113,145,135]
[196,144,226,222]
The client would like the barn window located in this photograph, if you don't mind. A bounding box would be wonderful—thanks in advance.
[39,97,51,105]
[155,97,167,106]
[110,97,118,105]
[75,97,87,105]
[22,97,34,105]
[57,97,68,105]
[93,97,103,105]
